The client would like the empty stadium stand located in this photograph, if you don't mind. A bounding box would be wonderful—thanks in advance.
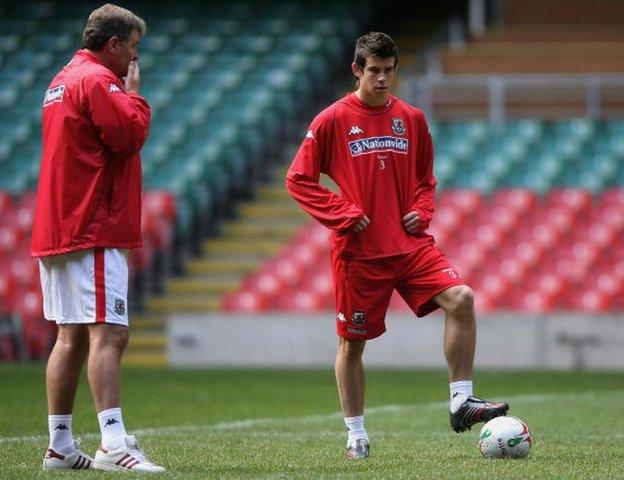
[403,0,624,119]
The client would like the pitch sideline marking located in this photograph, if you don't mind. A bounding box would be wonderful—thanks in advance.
[0,390,620,445]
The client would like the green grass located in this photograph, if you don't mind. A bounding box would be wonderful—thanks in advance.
[1,366,623,479]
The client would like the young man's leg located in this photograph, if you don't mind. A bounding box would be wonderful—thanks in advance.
[397,246,508,433]
[335,337,369,459]
[434,285,508,432]
[335,337,367,416]
[433,285,476,383]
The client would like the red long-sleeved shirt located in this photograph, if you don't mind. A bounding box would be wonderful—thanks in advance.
[31,50,151,257]
[286,93,436,260]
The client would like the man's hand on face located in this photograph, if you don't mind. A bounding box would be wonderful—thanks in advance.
[124,60,140,93]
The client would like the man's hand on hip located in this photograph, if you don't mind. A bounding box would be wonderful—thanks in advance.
[351,215,371,233]
[402,211,421,234]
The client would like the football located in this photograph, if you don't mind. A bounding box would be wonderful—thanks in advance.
[478,416,532,459]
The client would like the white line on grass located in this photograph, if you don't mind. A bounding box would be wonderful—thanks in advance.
[1,390,620,445]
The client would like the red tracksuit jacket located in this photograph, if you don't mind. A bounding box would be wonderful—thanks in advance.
[31,50,151,257]
[286,93,436,260]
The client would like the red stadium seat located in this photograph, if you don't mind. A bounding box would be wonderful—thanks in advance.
[570,289,613,313]
[535,273,566,297]
[0,191,12,218]
[600,188,624,208]
[0,226,20,259]
[272,258,305,287]
[517,290,555,313]
[143,190,177,221]
[514,241,543,269]
[475,224,504,251]
[10,258,39,289]
[439,189,484,215]
[474,291,497,313]
[221,291,268,312]
[491,188,537,213]
[13,205,34,236]
[596,205,624,231]
[0,271,15,312]
[430,206,463,234]
[476,273,510,299]
[545,207,574,233]
[277,289,327,312]
[546,188,592,214]
[17,191,37,211]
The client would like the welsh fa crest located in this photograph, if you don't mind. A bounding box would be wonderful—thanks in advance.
[391,117,405,135]
[351,310,366,326]
[114,298,126,316]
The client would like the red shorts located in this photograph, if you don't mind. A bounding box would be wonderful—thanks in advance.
[331,242,465,340]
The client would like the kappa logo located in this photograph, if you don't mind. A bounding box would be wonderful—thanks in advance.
[43,85,65,107]
[337,312,346,323]
[104,418,119,428]
[109,83,122,93]
[348,125,364,135]
[54,424,69,431]
[305,130,315,140]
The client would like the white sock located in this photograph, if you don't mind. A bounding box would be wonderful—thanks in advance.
[450,380,473,413]
[48,414,75,454]
[344,415,368,442]
[97,407,127,450]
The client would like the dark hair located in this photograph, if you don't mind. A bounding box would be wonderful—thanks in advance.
[82,3,146,51]
[353,32,399,69]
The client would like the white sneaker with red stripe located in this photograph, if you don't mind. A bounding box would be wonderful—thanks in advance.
[93,435,164,473]
[43,439,93,470]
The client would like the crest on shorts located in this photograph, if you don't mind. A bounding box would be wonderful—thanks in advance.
[351,310,366,326]
[114,298,126,316]
[391,117,405,136]
[442,268,460,280]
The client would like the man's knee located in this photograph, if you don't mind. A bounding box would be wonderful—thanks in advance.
[442,285,475,316]
[89,324,129,352]
[55,325,89,351]
[337,337,366,361]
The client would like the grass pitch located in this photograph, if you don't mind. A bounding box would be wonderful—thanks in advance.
[0,366,623,479]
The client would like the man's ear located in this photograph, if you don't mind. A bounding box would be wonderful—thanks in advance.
[351,62,362,78]
[106,36,120,52]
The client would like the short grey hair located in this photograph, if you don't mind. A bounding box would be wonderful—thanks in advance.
[82,3,146,51]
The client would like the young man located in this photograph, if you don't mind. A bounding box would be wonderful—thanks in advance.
[286,32,509,459]
[32,4,163,473]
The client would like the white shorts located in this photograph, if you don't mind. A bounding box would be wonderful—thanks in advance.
[39,248,129,326]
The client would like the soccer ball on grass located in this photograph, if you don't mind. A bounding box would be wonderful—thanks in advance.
[478,416,531,459]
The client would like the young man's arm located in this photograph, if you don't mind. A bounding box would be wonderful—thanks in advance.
[286,111,367,232]
[404,112,436,234]
[85,72,151,157]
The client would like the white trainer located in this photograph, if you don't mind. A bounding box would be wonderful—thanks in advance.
[43,439,93,470]
[93,435,165,473]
